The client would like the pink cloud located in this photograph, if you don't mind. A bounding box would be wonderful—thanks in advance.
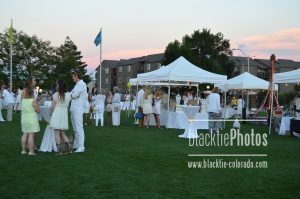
[233,27,300,61]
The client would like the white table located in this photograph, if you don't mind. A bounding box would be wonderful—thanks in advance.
[179,106,200,139]
[148,110,208,130]
[279,116,294,135]
[222,108,236,119]
[38,106,57,152]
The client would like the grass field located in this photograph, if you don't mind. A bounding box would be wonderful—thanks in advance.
[0,111,299,199]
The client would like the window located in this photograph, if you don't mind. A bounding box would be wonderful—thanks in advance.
[105,68,109,74]
[105,78,109,85]
[157,63,161,68]
[119,77,123,83]
[127,65,131,72]
[119,66,122,73]
[146,63,151,71]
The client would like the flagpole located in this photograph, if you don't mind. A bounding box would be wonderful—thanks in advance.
[99,28,102,90]
[9,19,13,93]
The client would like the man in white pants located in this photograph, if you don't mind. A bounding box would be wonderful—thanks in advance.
[70,71,87,153]
[1,85,15,121]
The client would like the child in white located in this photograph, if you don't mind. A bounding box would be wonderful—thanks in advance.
[94,92,106,126]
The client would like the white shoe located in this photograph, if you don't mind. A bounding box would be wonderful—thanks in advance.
[74,148,85,153]
[21,151,27,155]
[0,119,5,122]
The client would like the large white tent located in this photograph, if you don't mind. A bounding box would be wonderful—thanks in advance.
[216,72,278,91]
[274,68,300,84]
[129,78,198,87]
[137,56,227,84]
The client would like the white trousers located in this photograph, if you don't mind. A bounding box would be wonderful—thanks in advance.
[0,107,4,121]
[71,112,85,150]
[95,112,104,126]
[112,110,121,126]
[6,103,13,121]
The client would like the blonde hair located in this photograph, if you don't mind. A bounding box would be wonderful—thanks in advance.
[143,87,151,99]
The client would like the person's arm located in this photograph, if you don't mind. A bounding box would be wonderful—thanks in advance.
[217,95,222,113]
[32,100,40,113]
[71,83,86,99]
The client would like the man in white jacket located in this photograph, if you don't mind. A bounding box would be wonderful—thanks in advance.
[70,71,87,153]
[1,85,15,121]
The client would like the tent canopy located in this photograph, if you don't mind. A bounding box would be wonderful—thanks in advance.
[129,78,198,87]
[274,68,300,84]
[216,72,278,91]
[137,56,227,84]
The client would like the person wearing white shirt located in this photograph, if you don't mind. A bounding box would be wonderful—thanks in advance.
[237,95,244,116]
[112,87,121,126]
[70,71,87,153]
[1,85,15,121]
[176,93,181,105]
[136,87,145,127]
[94,90,106,127]
[206,87,222,133]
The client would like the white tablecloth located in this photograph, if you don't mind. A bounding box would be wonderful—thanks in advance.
[179,106,200,139]
[148,109,208,130]
[222,108,236,119]
[279,116,294,135]
[38,106,57,152]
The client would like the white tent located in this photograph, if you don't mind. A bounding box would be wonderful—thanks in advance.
[129,78,198,87]
[137,56,227,83]
[274,68,300,84]
[216,72,278,91]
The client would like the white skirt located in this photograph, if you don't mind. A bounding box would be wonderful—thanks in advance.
[50,107,69,130]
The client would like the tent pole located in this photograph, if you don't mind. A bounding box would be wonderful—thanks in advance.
[224,86,227,129]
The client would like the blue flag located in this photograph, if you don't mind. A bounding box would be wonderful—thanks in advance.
[94,31,102,46]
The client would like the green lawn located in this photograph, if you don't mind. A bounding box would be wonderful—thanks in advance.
[0,112,299,199]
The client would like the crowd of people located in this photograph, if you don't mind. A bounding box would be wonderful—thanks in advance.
[2,72,300,156]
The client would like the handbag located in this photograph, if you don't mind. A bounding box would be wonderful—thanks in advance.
[134,112,144,119]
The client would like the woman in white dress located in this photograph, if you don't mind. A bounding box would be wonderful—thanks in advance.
[94,90,106,127]
[106,91,113,126]
[153,90,162,128]
[123,91,131,111]
[112,87,121,126]
[142,87,153,128]
[49,80,71,154]
[90,87,97,125]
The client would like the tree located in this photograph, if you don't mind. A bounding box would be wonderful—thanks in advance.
[163,28,235,78]
[51,37,89,90]
[0,29,55,89]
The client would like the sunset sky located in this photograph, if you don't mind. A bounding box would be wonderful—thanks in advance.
[1,0,300,73]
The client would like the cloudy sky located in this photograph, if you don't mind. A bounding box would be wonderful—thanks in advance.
[1,0,300,72]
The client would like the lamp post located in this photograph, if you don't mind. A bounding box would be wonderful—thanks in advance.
[232,48,250,73]
[232,48,251,119]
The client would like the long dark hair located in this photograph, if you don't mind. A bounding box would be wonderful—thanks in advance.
[24,78,34,99]
[57,79,67,102]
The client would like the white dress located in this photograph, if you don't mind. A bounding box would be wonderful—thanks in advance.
[143,95,153,114]
[154,98,161,115]
[112,93,121,126]
[50,92,71,130]
[124,94,131,110]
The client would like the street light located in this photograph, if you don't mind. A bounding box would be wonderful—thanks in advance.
[232,48,250,73]
[232,48,251,118]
